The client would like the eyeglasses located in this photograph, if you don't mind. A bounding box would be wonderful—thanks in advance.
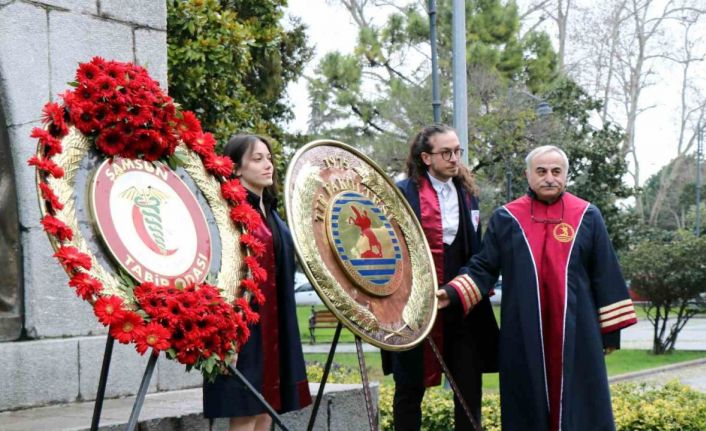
[426,148,464,161]
[530,197,564,224]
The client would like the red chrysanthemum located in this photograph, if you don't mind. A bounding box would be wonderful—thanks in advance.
[38,182,64,211]
[229,204,262,232]
[69,272,102,300]
[239,232,266,257]
[243,255,267,283]
[69,101,100,134]
[135,322,171,354]
[239,277,259,293]
[234,297,259,324]
[54,245,92,272]
[175,348,200,366]
[28,155,64,178]
[104,61,127,81]
[31,128,63,157]
[40,214,73,241]
[176,111,202,143]
[94,76,116,99]
[204,154,234,177]
[163,297,185,326]
[109,311,144,344]
[94,295,126,326]
[238,278,265,305]
[41,102,69,137]
[221,179,247,203]
[95,129,127,156]
[76,61,101,83]
[187,132,216,156]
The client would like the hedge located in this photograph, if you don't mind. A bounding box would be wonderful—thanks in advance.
[306,363,706,430]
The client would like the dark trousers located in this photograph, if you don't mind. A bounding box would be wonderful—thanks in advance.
[391,338,482,431]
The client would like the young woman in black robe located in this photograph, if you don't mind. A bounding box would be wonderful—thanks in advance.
[203,134,311,431]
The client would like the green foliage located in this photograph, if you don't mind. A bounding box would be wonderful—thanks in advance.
[545,79,636,250]
[307,0,560,174]
[167,0,313,144]
[612,382,706,430]
[378,384,503,431]
[378,382,706,430]
[305,360,359,384]
[622,231,706,353]
[307,1,631,244]
[640,155,705,232]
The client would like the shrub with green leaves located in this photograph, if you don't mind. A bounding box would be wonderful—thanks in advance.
[167,0,312,144]
[378,381,706,430]
[306,361,360,384]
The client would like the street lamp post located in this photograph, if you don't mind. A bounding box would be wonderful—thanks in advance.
[428,0,441,124]
[696,120,703,236]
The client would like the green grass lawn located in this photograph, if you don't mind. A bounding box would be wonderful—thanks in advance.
[304,349,706,393]
[298,305,357,344]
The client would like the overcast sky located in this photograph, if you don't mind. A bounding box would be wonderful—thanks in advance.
[284,0,705,186]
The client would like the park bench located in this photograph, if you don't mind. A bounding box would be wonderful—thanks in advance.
[308,306,339,344]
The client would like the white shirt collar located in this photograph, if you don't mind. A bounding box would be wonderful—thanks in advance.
[427,173,453,194]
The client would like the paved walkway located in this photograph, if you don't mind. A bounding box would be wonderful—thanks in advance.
[610,358,706,392]
[621,316,706,350]
[301,317,706,354]
[302,342,378,354]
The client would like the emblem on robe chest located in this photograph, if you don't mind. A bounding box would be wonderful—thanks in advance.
[553,222,575,243]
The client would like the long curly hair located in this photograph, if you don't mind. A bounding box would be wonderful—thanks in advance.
[405,124,478,196]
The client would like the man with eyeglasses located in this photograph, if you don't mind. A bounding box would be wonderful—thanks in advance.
[438,145,637,431]
[381,124,499,430]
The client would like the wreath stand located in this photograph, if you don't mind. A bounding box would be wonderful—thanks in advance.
[89,335,291,431]
[306,323,377,431]
[304,326,482,431]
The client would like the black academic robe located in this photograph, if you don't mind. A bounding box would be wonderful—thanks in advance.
[203,194,311,417]
[381,175,499,429]
[446,191,637,431]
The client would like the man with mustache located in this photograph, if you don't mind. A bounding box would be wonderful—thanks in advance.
[437,145,637,431]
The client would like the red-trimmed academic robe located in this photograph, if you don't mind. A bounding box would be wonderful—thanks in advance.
[445,191,637,431]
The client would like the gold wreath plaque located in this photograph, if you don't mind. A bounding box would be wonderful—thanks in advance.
[285,140,438,351]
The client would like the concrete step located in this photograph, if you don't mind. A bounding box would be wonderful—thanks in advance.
[0,383,379,431]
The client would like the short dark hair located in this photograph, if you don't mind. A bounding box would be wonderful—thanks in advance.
[405,124,477,196]
[223,134,278,200]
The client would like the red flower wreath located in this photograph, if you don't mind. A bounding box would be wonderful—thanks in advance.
[30,57,266,380]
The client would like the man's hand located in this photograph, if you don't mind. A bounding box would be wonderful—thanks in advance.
[603,347,617,356]
[436,289,450,309]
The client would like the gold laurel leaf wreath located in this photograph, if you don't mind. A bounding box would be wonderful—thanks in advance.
[44,128,123,295]
[292,160,435,345]
[176,147,242,301]
[292,163,381,334]
[29,59,263,380]
[39,129,243,315]
[35,127,252,379]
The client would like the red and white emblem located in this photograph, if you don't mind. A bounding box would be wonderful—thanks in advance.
[90,158,211,287]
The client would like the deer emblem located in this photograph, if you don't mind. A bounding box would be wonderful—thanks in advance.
[348,205,383,258]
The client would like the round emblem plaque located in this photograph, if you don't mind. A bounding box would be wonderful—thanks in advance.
[90,157,212,288]
[326,190,403,297]
[285,140,438,351]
